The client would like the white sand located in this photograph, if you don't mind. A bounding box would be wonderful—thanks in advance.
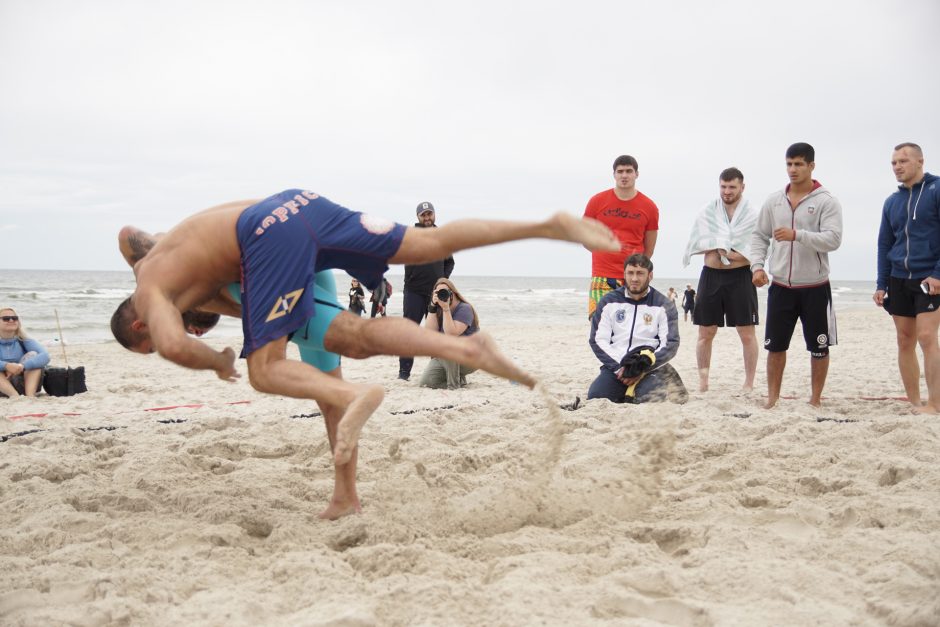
[1,310,938,626]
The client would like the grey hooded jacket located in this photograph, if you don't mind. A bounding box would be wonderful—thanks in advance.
[749,182,843,287]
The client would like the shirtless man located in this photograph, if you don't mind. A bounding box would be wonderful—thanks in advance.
[120,227,365,519]
[112,189,619,473]
[682,168,760,391]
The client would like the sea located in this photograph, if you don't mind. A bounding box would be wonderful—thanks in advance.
[0,270,878,346]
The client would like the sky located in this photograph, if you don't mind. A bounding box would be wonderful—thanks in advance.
[1,0,938,281]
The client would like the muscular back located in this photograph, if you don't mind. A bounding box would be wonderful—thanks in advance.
[134,200,253,315]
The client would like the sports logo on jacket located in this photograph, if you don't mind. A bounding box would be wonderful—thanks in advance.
[616,310,626,323]
[266,288,304,322]
[807,205,816,215]
[643,313,653,326]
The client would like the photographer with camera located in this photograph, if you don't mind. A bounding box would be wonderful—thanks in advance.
[588,254,687,404]
[419,278,480,389]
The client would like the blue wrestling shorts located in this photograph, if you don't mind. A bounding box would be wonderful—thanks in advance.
[228,271,343,372]
[236,189,407,357]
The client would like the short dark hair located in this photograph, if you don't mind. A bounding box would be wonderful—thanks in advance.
[182,310,220,333]
[624,253,653,272]
[719,167,744,182]
[894,142,923,157]
[786,142,815,163]
[111,297,144,350]
[613,155,639,172]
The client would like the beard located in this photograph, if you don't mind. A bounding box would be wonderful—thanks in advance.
[627,280,651,297]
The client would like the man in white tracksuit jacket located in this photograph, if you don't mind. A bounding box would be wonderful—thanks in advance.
[750,142,843,409]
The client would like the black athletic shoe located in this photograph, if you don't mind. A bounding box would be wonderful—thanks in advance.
[398,372,410,381]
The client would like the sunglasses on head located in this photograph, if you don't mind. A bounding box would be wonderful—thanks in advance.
[1,316,19,322]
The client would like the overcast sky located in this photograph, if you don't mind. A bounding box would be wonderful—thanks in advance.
[2,0,938,281]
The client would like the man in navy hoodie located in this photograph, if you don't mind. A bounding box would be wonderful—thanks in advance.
[874,142,940,414]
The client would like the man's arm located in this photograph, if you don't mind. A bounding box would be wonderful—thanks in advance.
[643,230,658,258]
[876,200,895,293]
[652,302,680,367]
[118,226,160,268]
[588,301,622,371]
[794,196,843,252]
[749,200,774,271]
[142,293,238,380]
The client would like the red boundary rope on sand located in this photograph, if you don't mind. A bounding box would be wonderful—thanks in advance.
[6,400,253,422]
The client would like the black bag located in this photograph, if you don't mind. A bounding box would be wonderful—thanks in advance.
[42,366,87,396]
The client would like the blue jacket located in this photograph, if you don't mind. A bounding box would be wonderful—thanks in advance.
[877,172,940,290]
[0,337,50,370]
[589,286,680,373]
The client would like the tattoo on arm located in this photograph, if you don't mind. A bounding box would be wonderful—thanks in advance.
[127,232,156,263]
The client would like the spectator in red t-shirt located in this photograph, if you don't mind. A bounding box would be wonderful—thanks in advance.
[583,155,659,318]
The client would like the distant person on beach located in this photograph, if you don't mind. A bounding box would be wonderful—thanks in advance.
[111,189,619,481]
[588,254,687,404]
[399,201,455,380]
[750,143,843,408]
[0,308,50,398]
[666,287,678,307]
[347,279,365,316]
[682,284,696,322]
[419,278,479,389]
[369,277,391,318]
[873,142,940,414]
[682,167,760,392]
[584,155,659,319]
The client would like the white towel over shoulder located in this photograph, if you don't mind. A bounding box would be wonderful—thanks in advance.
[682,198,758,267]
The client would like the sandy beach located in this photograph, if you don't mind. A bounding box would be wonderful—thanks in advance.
[1,309,938,626]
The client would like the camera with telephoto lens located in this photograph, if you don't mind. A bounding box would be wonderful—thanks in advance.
[428,287,452,313]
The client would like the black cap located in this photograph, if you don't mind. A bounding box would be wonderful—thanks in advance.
[416,201,435,215]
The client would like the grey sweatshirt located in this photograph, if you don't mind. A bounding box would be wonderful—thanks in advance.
[749,182,843,287]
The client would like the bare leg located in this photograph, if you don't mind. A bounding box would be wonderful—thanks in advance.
[388,213,619,266]
[764,351,786,409]
[696,325,717,392]
[737,326,758,391]
[245,338,385,466]
[0,374,19,399]
[23,369,43,397]
[809,355,829,407]
[916,309,940,414]
[316,366,362,520]
[892,315,921,408]
[324,313,537,388]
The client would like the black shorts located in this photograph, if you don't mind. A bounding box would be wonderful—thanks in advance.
[764,282,837,356]
[692,266,759,327]
[884,276,940,317]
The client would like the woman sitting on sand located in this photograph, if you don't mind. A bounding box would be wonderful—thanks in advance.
[0,307,50,398]
[419,278,480,389]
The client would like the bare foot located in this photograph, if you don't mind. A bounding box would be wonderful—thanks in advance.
[808,398,822,408]
[699,380,709,392]
[762,397,778,409]
[464,332,537,388]
[334,384,385,465]
[913,404,939,415]
[318,498,362,521]
[549,212,620,252]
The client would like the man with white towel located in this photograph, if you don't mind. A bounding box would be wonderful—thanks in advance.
[681,167,759,392]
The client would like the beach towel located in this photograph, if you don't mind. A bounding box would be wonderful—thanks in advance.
[682,198,758,267]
